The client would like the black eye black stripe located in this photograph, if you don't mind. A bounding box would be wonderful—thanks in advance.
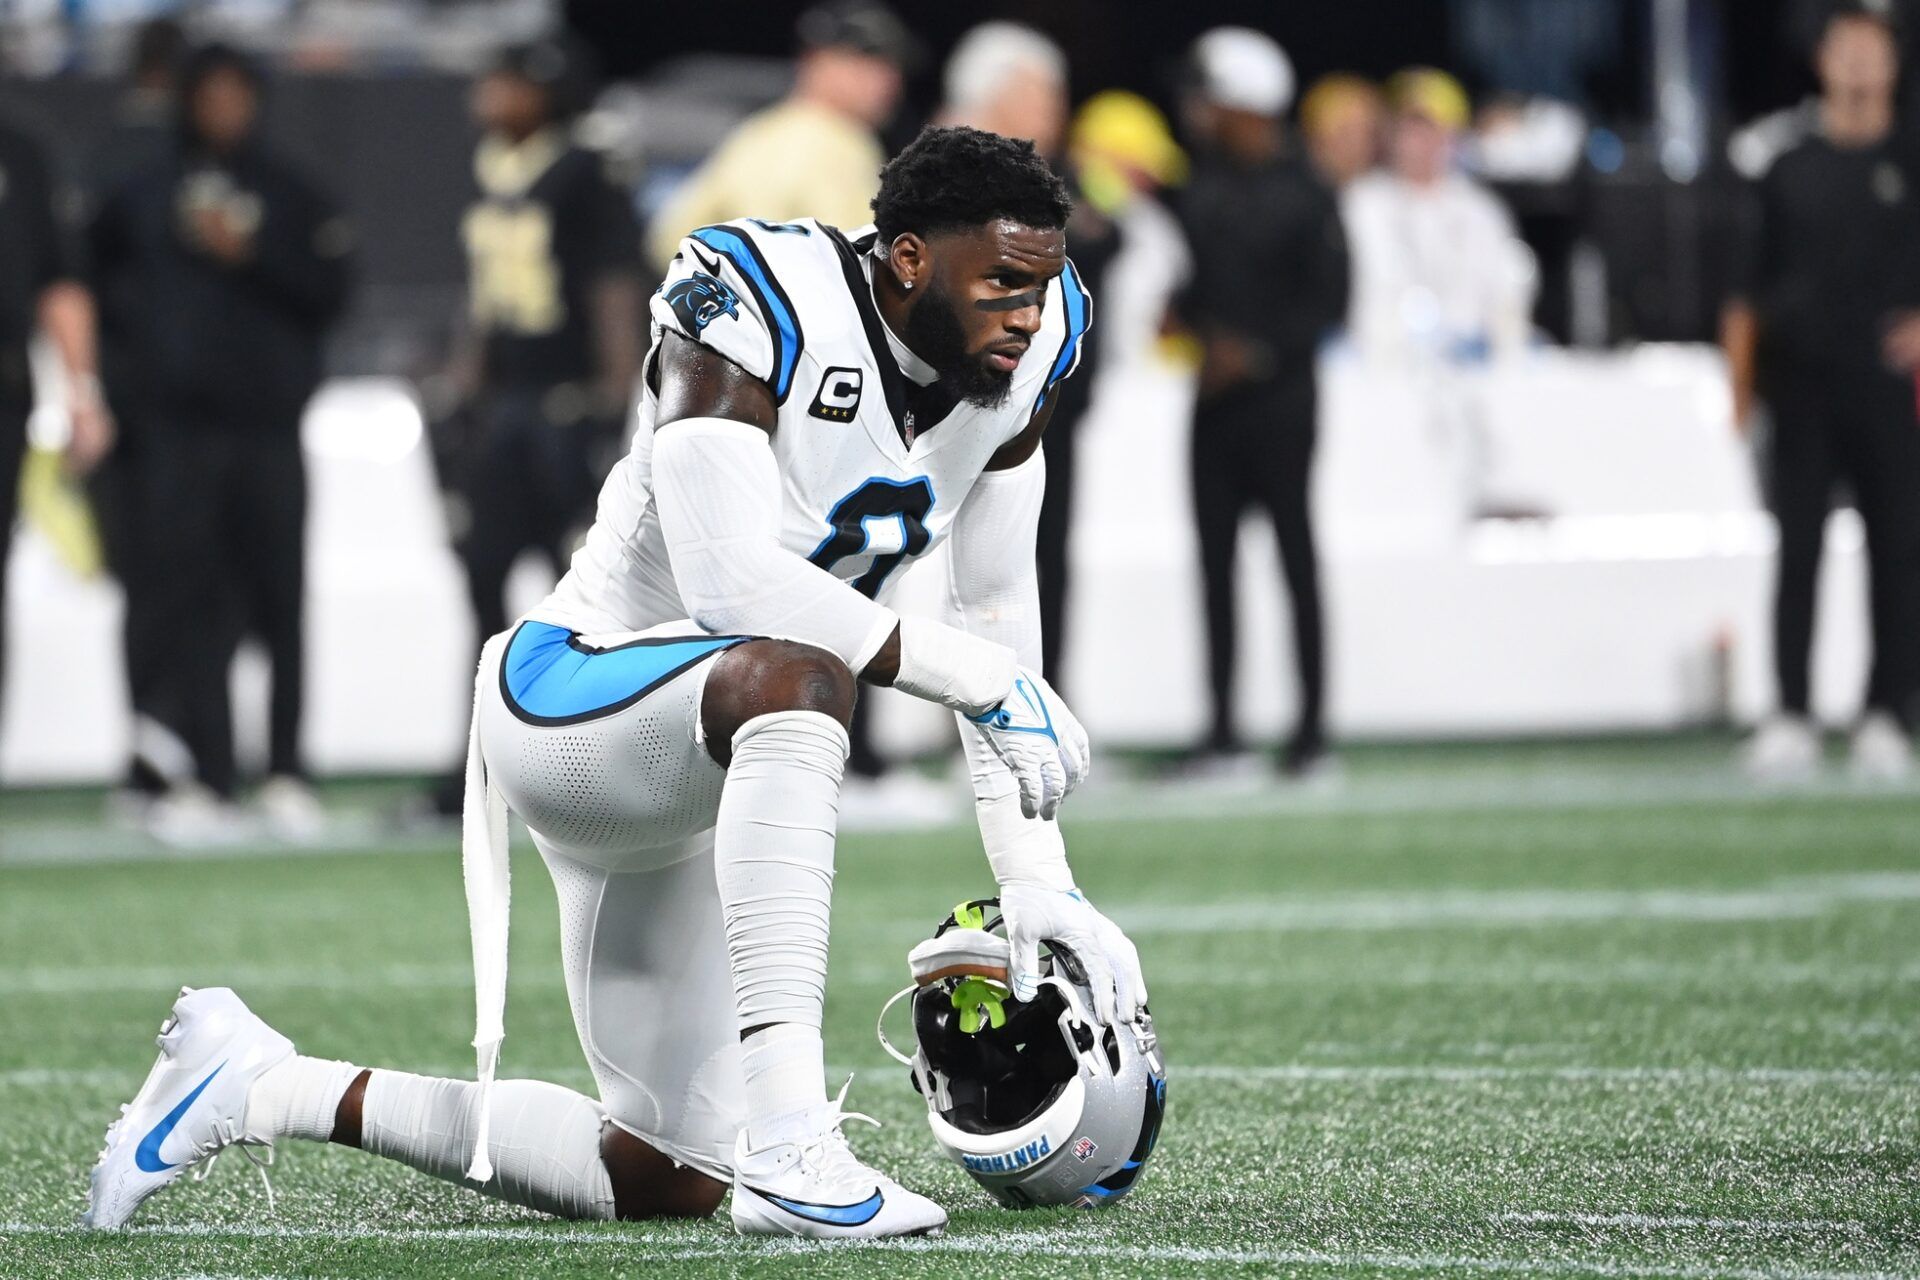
[975,287,1044,312]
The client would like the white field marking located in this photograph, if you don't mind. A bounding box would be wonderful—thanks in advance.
[0,1222,1908,1280]
[5,763,1918,869]
[1176,1063,1920,1087]
[1146,959,1920,990]
[9,1061,1918,1092]
[0,963,494,996]
[12,875,1920,997]
[1111,872,1920,934]
[9,955,1918,1001]
[1497,1211,1868,1235]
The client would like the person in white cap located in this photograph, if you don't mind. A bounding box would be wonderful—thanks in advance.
[1168,26,1349,780]
[937,20,1070,159]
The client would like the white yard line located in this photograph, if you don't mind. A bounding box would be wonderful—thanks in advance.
[4,766,1917,869]
[1497,1210,1867,1235]
[0,1220,1905,1279]
[0,964,490,996]
[1179,1063,1920,1087]
[1111,873,1920,933]
[9,1061,1916,1091]
[6,956,1917,999]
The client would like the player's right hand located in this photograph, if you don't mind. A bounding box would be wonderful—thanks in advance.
[965,668,1089,820]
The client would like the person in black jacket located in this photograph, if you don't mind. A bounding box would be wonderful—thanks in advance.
[421,41,643,817]
[89,43,352,836]
[1724,1,1920,782]
[0,112,113,741]
[1169,29,1350,779]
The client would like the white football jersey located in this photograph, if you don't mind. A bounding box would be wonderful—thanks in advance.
[533,217,1091,637]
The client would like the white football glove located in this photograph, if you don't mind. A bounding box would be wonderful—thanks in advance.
[964,669,1090,821]
[998,883,1147,1027]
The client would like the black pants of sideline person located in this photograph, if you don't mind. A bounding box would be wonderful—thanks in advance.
[1190,376,1325,758]
[1766,365,1920,728]
[0,406,25,720]
[136,426,308,795]
[1036,369,1095,691]
[455,387,602,649]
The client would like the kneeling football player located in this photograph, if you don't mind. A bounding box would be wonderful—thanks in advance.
[83,126,1148,1240]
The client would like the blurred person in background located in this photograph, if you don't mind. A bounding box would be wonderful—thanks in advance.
[0,111,113,752]
[92,19,189,195]
[644,0,913,270]
[87,17,186,815]
[644,2,914,803]
[423,39,644,818]
[936,21,1091,684]
[936,21,1068,157]
[1725,0,1920,781]
[1301,74,1385,190]
[87,43,353,840]
[1037,90,1186,686]
[1342,68,1535,365]
[1169,27,1349,780]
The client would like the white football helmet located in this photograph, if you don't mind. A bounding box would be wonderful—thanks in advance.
[879,899,1166,1209]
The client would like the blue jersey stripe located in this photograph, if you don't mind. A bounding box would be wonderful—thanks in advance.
[501,622,743,726]
[690,225,803,402]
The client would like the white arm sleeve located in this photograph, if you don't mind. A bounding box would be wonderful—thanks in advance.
[651,418,1022,707]
[946,449,1076,891]
[652,417,898,672]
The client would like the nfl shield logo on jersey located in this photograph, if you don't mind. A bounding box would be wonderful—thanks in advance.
[1073,1137,1098,1162]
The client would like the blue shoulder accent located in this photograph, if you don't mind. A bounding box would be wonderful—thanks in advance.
[1037,258,1091,411]
[690,225,805,403]
[500,622,745,726]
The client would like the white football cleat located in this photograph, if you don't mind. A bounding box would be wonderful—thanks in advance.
[255,775,328,844]
[1849,711,1914,782]
[1742,714,1821,783]
[730,1082,946,1239]
[81,986,293,1229]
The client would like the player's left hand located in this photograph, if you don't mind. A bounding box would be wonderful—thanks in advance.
[64,384,115,476]
[999,884,1147,1027]
[965,668,1089,820]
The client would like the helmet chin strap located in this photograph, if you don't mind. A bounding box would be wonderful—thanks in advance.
[876,984,920,1067]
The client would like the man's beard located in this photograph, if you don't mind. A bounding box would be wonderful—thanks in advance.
[903,281,1015,410]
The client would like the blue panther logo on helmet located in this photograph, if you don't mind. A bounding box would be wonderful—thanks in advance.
[664,272,742,336]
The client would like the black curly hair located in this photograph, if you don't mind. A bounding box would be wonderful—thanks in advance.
[870,125,1073,243]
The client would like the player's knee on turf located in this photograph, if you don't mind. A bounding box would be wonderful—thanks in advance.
[600,1125,728,1219]
[701,639,856,768]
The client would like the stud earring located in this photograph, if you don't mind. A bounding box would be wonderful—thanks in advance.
[903,280,914,291]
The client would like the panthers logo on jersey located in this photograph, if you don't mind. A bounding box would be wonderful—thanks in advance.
[663,272,742,337]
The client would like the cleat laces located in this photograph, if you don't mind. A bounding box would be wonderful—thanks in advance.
[792,1077,881,1181]
[194,1117,278,1213]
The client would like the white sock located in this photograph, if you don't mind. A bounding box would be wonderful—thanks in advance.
[740,1024,828,1147]
[715,710,847,1145]
[245,1054,360,1143]
[358,1071,615,1220]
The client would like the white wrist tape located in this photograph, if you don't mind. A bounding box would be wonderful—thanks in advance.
[961,713,1075,891]
[892,614,1017,717]
[652,417,899,673]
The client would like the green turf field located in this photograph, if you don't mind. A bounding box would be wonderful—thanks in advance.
[3,740,1918,1278]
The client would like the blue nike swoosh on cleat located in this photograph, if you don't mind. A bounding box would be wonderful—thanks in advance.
[133,1062,225,1173]
[759,1187,884,1226]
